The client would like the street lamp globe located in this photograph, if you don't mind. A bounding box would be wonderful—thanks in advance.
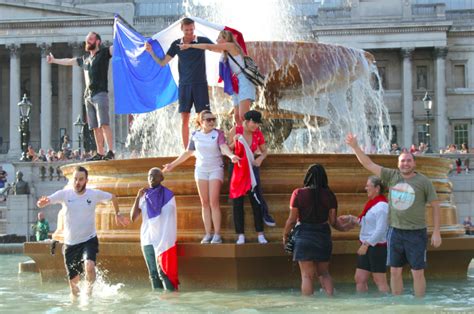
[422,92,432,111]
[18,94,32,119]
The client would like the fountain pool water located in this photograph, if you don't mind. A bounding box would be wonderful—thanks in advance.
[3,255,474,312]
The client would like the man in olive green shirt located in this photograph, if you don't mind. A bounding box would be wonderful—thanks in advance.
[32,211,49,241]
[346,133,441,298]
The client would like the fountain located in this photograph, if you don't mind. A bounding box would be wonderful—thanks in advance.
[23,1,474,290]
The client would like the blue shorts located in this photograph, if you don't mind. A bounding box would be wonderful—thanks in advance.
[387,227,427,270]
[178,83,210,113]
[232,73,256,106]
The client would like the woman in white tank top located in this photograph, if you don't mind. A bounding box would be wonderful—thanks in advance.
[179,30,255,126]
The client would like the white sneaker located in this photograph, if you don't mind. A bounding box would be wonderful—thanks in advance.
[236,234,245,245]
[258,234,268,244]
[210,234,222,244]
[200,234,212,244]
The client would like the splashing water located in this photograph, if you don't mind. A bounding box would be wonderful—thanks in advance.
[126,0,391,156]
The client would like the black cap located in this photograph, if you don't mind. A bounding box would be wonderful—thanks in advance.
[243,110,262,124]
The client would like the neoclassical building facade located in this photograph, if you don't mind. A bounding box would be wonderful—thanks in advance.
[0,0,473,160]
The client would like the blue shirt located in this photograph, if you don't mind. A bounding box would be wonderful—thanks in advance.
[166,36,213,85]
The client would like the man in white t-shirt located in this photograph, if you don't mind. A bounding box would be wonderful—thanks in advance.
[37,166,129,298]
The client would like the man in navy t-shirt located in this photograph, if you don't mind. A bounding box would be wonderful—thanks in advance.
[146,17,212,149]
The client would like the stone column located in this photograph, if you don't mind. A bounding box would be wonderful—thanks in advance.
[70,42,84,150]
[401,48,414,149]
[8,44,21,157]
[39,43,52,150]
[434,47,448,151]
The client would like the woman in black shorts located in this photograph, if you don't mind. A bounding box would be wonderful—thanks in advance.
[283,164,347,296]
[345,176,390,293]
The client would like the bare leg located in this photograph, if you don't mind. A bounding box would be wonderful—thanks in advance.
[316,262,334,296]
[372,273,390,293]
[196,180,212,235]
[84,259,96,296]
[92,128,105,155]
[354,268,370,293]
[390,267,404,295]
[209,179,222,235]
[233,106,241,126]
[298,261,316,296]
[411,269,426,298]
[181,112,191,149]
[69,275,81,298]
[101,124,114,152]
[238,99,251,125]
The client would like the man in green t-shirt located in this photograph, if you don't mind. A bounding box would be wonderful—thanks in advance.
[32,211,49,241]
[346,133,441,298]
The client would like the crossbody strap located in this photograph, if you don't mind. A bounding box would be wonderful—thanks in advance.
[227,53,246,73]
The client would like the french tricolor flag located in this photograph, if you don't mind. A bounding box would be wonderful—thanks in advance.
[113,16,246,114]
[144,185,179,290]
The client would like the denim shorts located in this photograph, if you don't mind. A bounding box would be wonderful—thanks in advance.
[293,223,332,262]
[232,72,256,106]
[195,167,224,182]
[387,227,427,270]
[85,92,110,129]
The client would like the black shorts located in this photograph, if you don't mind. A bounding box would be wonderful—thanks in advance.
[63,236,99,280]
[357,245,388,273]
[387,227,427,270]
[178,83,210,113]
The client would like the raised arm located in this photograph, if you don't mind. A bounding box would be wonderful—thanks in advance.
[144,42,173,67]
[47,53,78,66]
[130,188,145,223]
[345,133,382,177]
[162,150,194,173]
[37,196,51,208]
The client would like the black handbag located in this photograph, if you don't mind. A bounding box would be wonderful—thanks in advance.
[228,53,265,87]
[284,224,300,254]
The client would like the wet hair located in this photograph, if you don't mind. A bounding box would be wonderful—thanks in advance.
[303,164,331,214]
[219,30,245,60]
[367,175,385,195]
[74,166,88,179]
[194,110,214,129]
[181,17,195,27]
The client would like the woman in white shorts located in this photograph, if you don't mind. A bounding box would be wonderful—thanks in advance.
[179,30,256,126]
[163,110,239,244]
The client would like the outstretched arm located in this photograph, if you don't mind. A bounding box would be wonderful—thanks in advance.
[162,150,194,173]
[220,144,240,163]
[37,196,51,208]
[345,133,382,177]
[47,53,77,66]
[179,42,234,53]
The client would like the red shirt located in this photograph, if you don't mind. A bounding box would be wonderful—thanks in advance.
[235,125,265,152]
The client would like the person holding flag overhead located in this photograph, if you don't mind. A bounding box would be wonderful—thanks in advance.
[179,29,255,126]
[130,167,179,291]
[145,17,213,149]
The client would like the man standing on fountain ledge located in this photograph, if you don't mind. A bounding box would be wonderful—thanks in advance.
[345,133,442,298]
[47,32,115,161]
[37,166,129,298]
[145,17,212,149]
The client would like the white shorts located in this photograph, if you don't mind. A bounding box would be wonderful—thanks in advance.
[195,167,224,182]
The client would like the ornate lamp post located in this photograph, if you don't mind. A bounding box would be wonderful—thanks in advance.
[74,115,85,156]
[18,94,32,161]
[422,92,433,153]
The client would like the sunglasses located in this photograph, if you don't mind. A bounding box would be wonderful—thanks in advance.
[204,117,216,122]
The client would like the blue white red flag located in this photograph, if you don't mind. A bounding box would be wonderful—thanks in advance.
[112,16,246,114]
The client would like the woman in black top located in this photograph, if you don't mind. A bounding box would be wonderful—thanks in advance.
[283,164,348,296]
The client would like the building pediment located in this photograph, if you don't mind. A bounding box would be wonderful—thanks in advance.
[0,0,109,21]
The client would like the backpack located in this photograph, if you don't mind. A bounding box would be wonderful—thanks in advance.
[228,53,265,87]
